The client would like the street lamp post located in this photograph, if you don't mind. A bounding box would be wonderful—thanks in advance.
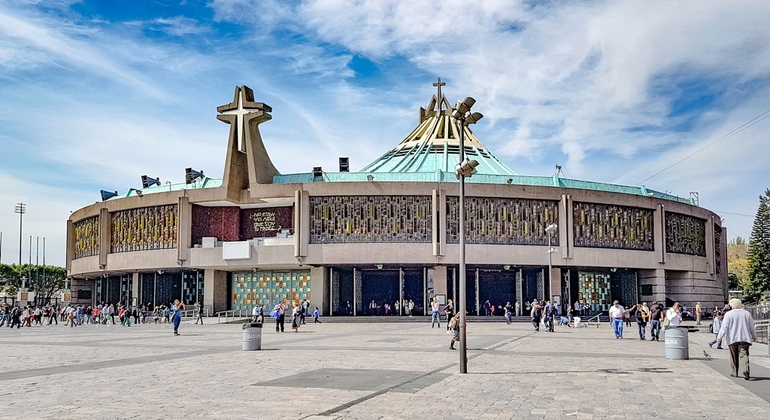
[452,97,483,374]
[545,223,558,305]
[14,203,26,265]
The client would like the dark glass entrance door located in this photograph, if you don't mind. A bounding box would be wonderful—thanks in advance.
[402,270,423,315]
[478,269,515,316]
[361,270,399,315]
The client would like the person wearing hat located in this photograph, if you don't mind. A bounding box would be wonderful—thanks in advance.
[716,298,757,380]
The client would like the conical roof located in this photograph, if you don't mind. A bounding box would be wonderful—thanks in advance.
[360,82,515,176]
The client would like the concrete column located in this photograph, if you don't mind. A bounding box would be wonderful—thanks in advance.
[132,272,139,306]
[177,196,191,263]
[204,269,229,313]
[99,207,109,268]
[309,266,326,316]
[432,266,447,308]
[655,205,665,264]
[549,267,561,303]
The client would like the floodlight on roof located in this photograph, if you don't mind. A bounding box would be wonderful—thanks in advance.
[100,190,118,201]
[141,175,160,188]
[185,168,205,184]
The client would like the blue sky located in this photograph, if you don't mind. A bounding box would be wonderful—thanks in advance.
[1,0,769,266]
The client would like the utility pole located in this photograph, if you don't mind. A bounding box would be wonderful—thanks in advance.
[14,203,25,265]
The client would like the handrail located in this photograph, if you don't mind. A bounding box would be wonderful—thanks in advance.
[215,309,249,324]
[585,314,602,327]
[755,319,769,346]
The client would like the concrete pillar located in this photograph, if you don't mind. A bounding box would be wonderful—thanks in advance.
[132,272,139,306]
[432,266,447,308]
[549,267,561,303]
[309,266,326,316]
[204,269,229,313]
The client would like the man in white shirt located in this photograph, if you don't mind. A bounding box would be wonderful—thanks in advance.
[717,298,757,380]
[665,302,683,327]
[608,300,625,339]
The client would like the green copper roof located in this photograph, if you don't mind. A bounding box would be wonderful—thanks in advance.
[359,92,515,176]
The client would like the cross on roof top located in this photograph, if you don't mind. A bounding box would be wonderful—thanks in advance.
[217,86,271,153]
[433,77,446,112]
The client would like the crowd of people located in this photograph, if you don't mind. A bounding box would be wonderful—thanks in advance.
[1,299,198,335]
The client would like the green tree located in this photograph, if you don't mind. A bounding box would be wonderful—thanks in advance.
[0,263,66,304]
[0,264,23,296]
[746,189,770,301]
[728,237,749,290]
[28,265,67,305]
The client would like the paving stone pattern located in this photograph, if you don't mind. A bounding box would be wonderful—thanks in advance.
[1,319,769,419]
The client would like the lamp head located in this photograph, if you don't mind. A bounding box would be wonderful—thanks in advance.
[545,223,558,233]
[465,112,483,125]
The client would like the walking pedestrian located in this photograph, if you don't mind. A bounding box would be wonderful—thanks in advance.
[171,299,185,336]
[629,303,649,340]
[609,300,625,339]
[504,301,513,325]
[716,299,757,380]
[313,306,321,324]
[530,300,542,332]
[195,301,204,325]
[448,312,461,350]
[649,301,662,341]
[708,311,724,349]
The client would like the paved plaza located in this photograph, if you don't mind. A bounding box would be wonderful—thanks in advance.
[1,318,769,419]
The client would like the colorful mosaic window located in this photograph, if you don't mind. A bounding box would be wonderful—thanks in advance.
[74,216,100,259]
[232,270,311,312]
[446,197,559,245]
[714,224,722,274]
[573,203,654,251]
[577,272,611,314]
[309,196,431,243]
[110,205,178,253]
[665,212,706,256]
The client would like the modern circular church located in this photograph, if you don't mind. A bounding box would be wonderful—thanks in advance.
[66,83,727,317]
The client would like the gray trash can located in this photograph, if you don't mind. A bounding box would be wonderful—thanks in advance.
[664,326,689,359]
[242,322,263,351]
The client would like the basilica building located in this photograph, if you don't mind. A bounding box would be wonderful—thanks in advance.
[67,83,727,317]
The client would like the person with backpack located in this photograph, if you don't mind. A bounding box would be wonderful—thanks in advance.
[448,312,461,349]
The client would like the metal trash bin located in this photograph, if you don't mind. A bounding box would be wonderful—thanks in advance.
[664,326,689,360]
[242,322,263,351]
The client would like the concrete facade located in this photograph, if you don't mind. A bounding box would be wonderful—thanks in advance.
[67,85,728,317]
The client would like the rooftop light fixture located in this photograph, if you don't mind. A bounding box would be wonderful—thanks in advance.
[100,190,118,201]
[142,175,160,188]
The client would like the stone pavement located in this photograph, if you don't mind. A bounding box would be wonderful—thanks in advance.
[1,318,769,419]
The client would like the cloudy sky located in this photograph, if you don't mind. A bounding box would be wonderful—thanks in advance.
[1,0,769,267]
